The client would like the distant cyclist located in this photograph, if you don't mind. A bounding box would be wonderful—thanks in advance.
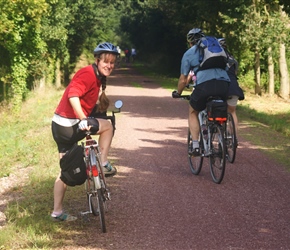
[218,38,244,138]
[124,48,131,63]
[172,28,230,155]
[131,48,137,62]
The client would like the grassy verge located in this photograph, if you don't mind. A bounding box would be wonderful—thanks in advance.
[0,87,90,249]
[0,87,63,248]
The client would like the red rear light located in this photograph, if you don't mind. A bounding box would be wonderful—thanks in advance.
[91,166,98,177]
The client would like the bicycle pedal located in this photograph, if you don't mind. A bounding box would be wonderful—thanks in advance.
[80,212,91,222]
[80,211,91,216]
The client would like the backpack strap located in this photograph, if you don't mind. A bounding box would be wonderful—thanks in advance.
[92,63,100,79]
[192,38,206,74]
[92,63,106,90]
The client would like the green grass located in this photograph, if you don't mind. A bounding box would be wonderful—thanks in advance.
[0,87,65,174]
[236,104,290,168]
[129,81,143,88]
[0,87,66,248]
[238,104,290,136]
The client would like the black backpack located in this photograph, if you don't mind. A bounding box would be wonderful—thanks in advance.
[60,144,87,186]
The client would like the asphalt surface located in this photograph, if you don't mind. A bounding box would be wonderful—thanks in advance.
[63,66,290,250]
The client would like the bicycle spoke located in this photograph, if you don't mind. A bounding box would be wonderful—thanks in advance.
[225,113,237,163]
[209,125,226,184]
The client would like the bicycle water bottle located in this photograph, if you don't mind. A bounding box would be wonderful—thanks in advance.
[201,124,208,140]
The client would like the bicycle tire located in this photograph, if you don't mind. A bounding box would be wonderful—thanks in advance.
[188,129,203,175]
[87,180,106,232]
[209,124,226,184]
[88,150,107,233]
[97,188,106,233]
[225,113,237,163]
[86,177,97,215]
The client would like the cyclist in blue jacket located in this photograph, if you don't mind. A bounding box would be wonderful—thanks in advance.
[172,28,230,155]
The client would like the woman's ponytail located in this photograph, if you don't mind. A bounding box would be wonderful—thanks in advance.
[97,77,110,113]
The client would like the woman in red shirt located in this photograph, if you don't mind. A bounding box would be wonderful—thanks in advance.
[51,42,119,221]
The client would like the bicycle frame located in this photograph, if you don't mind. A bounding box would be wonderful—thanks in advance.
[199,108,227,156]
[175,94,227,183]
[80,100,123,233]
[83,137,107,191]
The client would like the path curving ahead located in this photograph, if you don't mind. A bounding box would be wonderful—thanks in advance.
[66,66,290,250]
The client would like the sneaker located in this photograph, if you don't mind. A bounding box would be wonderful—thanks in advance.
[189,141,200,156]
[51,213,77,222]
[102,162,117,176]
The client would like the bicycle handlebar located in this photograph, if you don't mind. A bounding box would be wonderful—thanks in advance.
[172,95,190,100]
[89,108,121,136]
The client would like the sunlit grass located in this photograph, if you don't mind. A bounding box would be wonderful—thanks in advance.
[129,81,143,88]
[0,87,65,248]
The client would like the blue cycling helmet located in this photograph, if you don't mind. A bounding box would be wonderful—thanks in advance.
[187,28,205,44]
[93,42,119,57]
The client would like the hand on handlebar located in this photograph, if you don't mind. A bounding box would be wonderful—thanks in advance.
[78,119,91,131]
[172,90,180,98]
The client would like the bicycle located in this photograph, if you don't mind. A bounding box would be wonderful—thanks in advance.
[175,95,227,184]
[80,100,123,233]
[225,112,237,163]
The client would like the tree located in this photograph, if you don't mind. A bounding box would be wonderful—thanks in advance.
[0,0,48,111]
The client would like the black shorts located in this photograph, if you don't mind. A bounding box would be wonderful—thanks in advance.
[189,80,229,111]
[51,118,100,153]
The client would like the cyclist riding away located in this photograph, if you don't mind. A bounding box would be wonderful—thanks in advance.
[51,42,119,222]
[218,38,244,139]
[172,28,230,155]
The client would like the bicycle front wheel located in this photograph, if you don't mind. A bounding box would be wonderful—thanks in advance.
[86,178,98,215]
[88,182,106,233]
[209,125,226,184]
[225,113,237,163]
[97,188,106,233]
[188,129,203,175]
[88,150,107,233]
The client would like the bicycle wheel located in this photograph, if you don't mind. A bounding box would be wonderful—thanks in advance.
[86,178,98,216]
[209,124,226,184]
[225,113,237,163]
[88,151,107,233]
[188,129,203,175]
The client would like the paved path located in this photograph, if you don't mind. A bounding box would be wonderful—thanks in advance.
[66,66,290,250]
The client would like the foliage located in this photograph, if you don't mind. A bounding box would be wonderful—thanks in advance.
[118,0,290,96]
[1,0,290,110]
[0,0,48,110]
[0,0,126,109]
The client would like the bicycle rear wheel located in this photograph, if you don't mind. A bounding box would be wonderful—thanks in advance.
[225,113,237,163]
[209,125,226,184]
[188,129,203,175]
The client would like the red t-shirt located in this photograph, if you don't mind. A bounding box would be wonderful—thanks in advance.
[55,65,101,119]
